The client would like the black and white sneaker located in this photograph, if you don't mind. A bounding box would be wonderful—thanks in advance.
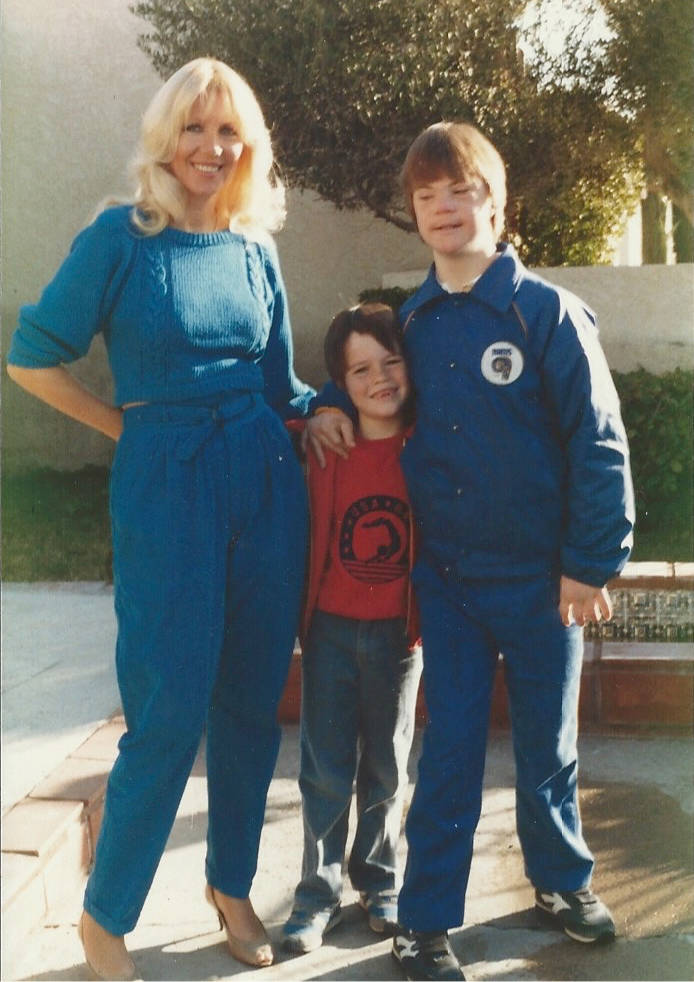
[392,928,465,981]
[535,887,616,943]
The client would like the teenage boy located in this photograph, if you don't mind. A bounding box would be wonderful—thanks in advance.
[283,304,423,955]
[307,122,634,981]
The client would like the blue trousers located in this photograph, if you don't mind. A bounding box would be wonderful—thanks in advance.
[292,611,422,914]
[398,561,594,932]
[83,394,308,935]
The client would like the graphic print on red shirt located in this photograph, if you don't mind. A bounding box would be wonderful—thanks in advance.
[339,494,409,584]
[316,432,410,622]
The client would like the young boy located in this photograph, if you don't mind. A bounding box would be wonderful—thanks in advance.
[307,123,634,981]
[282,303,423,955]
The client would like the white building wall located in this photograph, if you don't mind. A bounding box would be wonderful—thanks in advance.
[610,207,643,267]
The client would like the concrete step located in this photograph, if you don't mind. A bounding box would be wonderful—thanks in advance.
[1,717,125,964]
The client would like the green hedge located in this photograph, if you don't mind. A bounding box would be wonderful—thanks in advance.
[613,367,693,515]
[359,285,415,310]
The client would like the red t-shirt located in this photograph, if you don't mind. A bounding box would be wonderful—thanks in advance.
[316,431,411,621]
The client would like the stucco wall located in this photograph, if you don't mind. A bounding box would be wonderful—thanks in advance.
[1,0,159,470]
[2,0,692,471]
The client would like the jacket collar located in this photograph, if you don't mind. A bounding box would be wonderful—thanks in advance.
[402,242,523,318]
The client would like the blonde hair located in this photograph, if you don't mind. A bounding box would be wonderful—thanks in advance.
[400,122,506,238]
[129,58,285,237]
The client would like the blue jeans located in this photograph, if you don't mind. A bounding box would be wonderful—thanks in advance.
[292,611,422,914]
[83,395,308,935]
[398,560,594,932]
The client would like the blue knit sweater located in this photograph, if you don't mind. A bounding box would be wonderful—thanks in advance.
[8,205,314,417]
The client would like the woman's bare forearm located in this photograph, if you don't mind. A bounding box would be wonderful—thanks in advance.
[6,364,123,441]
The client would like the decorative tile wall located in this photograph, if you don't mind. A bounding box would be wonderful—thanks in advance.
[585,590,694,642]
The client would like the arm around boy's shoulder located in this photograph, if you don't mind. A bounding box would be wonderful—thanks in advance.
[257,243,315,419]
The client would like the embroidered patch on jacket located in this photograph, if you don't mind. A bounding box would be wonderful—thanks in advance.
[340,496,409,583]
[481,342,524,385]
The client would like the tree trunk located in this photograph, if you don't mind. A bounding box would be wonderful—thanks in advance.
[641,191,667,264]
[672,203,694,263]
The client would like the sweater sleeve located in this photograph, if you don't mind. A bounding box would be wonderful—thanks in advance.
[309,379,356,419]
[260,244,315,419]
[539,291,635,586]
[7,207,136,369]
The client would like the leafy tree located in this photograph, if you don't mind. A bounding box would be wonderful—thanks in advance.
[600,0,694,261]
[131,0,641,264]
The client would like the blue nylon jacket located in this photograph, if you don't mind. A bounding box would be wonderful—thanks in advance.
[317,243,634,586]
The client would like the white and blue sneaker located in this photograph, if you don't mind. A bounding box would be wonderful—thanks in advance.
[358,890,399,935]
[282,904,342,954]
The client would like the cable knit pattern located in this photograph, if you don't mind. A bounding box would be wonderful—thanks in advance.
[8,205,314,417]
[143,239,169,390]
[245,240,271,322]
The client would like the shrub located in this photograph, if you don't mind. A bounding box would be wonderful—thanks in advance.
[613,367,693,511]
[358,286,415,310]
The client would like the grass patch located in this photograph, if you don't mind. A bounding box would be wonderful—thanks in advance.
[630,491,693,563]
[1,464,691,582]
[2,466,113,581]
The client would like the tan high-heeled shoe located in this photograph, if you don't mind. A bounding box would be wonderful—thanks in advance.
[205,884,274,968]
[78,911,140,981]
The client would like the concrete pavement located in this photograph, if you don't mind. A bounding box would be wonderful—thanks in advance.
[1,583,120,813]
[4,728,693,981]
[1,583,693,981]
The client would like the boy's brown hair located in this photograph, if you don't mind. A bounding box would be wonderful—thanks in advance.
[400,122,507,238]
[324,302,404,386]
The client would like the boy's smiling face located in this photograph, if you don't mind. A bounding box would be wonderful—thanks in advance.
[342,332,409,440]
[412,175,496,260]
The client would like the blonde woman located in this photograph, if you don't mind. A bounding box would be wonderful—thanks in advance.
[7,58,313,980]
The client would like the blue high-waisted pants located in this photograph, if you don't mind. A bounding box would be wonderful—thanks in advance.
[398,559,594,932]
[83,393,308,935]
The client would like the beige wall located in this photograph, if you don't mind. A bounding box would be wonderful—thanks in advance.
[1,0,160,469]
[2,0,692,471]
[541,264,694,374]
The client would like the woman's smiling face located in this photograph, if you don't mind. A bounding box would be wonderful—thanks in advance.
[169,89,244,209]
